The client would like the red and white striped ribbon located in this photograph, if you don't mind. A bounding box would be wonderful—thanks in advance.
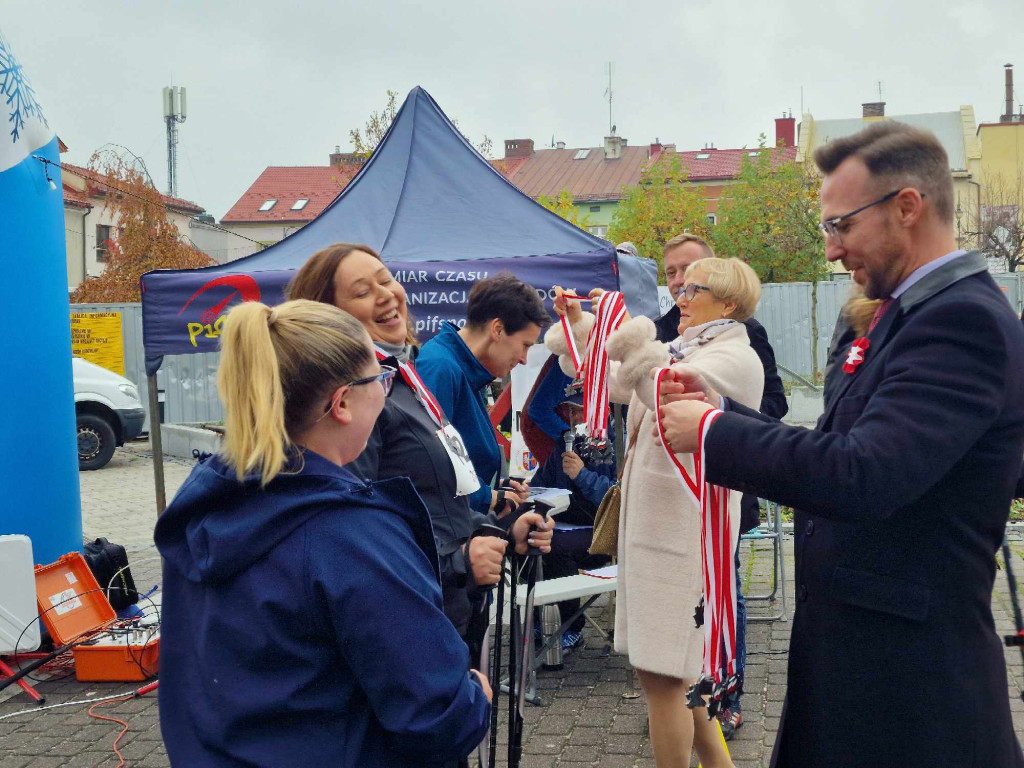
[557,292,627,441]
[582,292,627,441]
[652,367,736,683]
[559,313,583,374]
[374,346,445,428]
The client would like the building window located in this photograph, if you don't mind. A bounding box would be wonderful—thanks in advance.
[695,153,711,160]
[706,213,717,225]
[291,198,309,211]
[259,199,277,211]
[588,225,609,238]
[589,205,601,213]
[573,149,590,160]
[96,224,113,262]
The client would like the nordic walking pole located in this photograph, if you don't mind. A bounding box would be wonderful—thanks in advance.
[506,552,519,767]
[486,554,507,768]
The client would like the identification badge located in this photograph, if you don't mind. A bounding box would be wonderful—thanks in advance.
[437,423,480,497]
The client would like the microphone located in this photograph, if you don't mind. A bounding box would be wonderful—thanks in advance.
[563,431,575,455]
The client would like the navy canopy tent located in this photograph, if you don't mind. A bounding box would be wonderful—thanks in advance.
[141,86,657,374]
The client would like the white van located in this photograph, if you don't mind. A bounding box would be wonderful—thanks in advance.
[73,357,146,470]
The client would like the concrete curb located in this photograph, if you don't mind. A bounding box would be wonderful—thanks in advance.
[159,423,221,461]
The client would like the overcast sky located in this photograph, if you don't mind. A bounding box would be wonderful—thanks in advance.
[4,1,1022,221]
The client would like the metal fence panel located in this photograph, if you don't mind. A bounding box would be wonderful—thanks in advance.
[754,282,849,381]
[992,273,1022,314]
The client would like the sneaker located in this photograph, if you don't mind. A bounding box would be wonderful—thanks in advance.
[561,631,584,653]
[717,708,743,741]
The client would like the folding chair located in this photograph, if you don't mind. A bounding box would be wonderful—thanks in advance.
[740,499,788,622]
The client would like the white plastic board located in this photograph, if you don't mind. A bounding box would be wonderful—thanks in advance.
[0,534,41,653]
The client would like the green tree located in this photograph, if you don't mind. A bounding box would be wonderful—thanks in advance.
[713,145,828,375]
[537,189,592,229]
[607,153,711,277]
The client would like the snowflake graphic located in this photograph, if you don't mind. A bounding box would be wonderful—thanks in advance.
[0,31,48,143]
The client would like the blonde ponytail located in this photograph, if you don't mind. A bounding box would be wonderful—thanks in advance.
[216,299,373,486]
[217,302,289,483]
[841,285,883,338]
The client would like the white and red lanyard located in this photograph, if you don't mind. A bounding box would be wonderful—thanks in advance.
[374,347,445,428]
[559,292,628,441]
[652,367,736,684]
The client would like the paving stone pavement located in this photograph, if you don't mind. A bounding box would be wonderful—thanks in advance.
[3,442,1024,767]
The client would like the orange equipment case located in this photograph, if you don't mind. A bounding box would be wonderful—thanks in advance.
[72,632,160,682]
[35,551,115,645]
[35,551,159,681]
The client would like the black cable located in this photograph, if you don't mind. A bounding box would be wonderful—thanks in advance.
[8,587,114,682]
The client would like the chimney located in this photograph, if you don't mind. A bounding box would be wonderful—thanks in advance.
[649,140,663,158]
[504,139,534,158]
[1002,64,1015,123]
[862,101,886,119]
[604,135,624,159]
[330,149,362,166]
[775,112,796,147]
[556,141,566,150]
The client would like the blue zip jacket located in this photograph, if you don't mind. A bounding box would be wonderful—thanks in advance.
[417,322,501,513]
[154,449,489,767]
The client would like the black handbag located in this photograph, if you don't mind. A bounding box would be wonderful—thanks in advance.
[82,537,139,611]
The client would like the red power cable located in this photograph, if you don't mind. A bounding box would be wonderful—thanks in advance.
[87,696,132,768]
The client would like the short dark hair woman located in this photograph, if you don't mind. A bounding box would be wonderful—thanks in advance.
[417,272,550,514]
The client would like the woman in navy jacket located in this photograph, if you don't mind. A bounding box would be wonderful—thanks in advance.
[155,299,491,767]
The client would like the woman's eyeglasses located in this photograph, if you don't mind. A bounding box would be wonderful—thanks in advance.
[320,365,398,419]
[345,365,397,397]
[677,282,712,302]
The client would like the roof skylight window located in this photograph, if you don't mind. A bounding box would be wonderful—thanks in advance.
[259,199,277,211]
[748,151,760,157]
[573,149,590,160]
[291,198,309,211]
[695,153,711,160]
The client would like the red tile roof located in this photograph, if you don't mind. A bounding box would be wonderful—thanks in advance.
[62,182,91,210]
[493,144,798,201]
[221,165,362,223]
[61,162,206,215]
[670,146,798,181]
[492,144,651,202]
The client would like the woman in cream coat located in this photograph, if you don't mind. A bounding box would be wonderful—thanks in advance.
[549,258,764,768]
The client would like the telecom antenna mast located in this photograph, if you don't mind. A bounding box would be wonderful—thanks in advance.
[162,86,187,197]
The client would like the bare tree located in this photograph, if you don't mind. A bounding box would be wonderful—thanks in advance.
[957,168,1024,273]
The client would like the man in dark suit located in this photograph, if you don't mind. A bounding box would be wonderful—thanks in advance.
[657,122,1024,767]
[653,232,789,739]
